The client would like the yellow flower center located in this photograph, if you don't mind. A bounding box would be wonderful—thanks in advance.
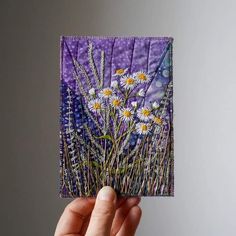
[153,117,162,124]
[116,69,125,74]
[123,110,132,117]
[103,89,112,96]
[141,109,151,117]
[112,99,121,107]
[93,102,101,110]
[141,124,148,131]
[126,77,135,85]
[138,73,147,81]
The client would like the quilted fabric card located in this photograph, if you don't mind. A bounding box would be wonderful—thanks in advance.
[60,36,174,197]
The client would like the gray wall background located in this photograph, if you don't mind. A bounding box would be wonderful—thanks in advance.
[1,0,236,235]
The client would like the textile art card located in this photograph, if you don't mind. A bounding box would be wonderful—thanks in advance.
[60,36,174,197]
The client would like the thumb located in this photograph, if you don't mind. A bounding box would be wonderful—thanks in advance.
[85,186,117,236]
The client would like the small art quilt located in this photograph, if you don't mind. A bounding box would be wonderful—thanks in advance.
[60,36,174,197]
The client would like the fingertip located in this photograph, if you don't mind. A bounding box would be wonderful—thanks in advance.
[129,205,142,231]
[87,197,96,203]
[116,205,142,235]
[85,186,117,236]
[97,186,117,203]
[110,197,141,235]
[131,205,142,219]
[127,196,141,205]
[65,197,95,218]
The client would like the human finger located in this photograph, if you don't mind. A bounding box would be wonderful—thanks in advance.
[85,186,117,236]
[111,197,141,235]
[54,198,95,236]
[116,205,142,236]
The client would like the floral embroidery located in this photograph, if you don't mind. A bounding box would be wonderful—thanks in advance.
[120,75,137,89]
[110,95,123,109]
[135,71,151,84]
[111,80,118,88]
[137,88,145,97]
[88,98,104,113]
[60,37,174,197]
[119,107,134,122]
[99,88,113,98]
[113,68,128,76]
[137,107,153,121]
[136,122,151,135]
[153,116,162,125]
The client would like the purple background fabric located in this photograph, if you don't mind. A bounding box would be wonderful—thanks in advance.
[61,36,172,93]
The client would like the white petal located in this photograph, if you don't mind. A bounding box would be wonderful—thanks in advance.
[131,101,137,107]
[152,101,159,109]
[111,80,118,88]
[89,88,95,95]
[138,89,145,97]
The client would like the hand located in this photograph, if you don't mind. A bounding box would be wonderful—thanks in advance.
[54,186,142,236]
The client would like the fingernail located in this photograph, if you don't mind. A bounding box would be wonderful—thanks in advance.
[97,186,116,202]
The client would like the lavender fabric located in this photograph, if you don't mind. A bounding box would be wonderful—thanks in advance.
[60,36,174,197]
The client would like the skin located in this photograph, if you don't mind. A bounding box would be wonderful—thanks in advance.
[55,186,142,236]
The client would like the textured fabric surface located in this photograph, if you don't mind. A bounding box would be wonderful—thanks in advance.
[60,36,174,197]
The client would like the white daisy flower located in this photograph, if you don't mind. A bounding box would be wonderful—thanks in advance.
[88,88,95,96]
[135,71,151,83]
[120,75,137,90]
[99,88,113,99]
[131,101,138,108]
[113,68,128,76]
[137,88,145,97]
[152,101,159,109]
[119,107,134,122]
[136,122,151,135]
[137,106,153,121]
[88,98,104,113]
[110,96,122,109]
[111,80,118,88]
[152,116,162,125]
